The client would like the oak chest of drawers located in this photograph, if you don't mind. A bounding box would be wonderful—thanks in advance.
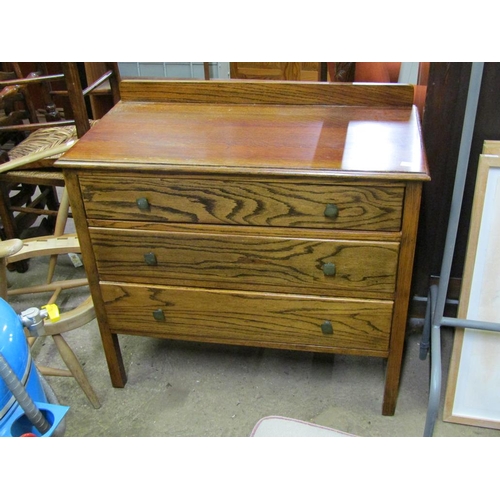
[58,80,429,415]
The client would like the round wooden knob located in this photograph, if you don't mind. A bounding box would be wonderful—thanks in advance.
[324,203,339,219]
[321,321,334,335]
[322,262,336,276]
[136,197,150,211]
[144,252,158,265]
[153,309,165,321]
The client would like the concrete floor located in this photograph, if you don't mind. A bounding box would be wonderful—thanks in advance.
[6,245,500,438]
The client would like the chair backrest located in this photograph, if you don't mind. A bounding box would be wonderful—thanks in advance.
[0,63,121,251]
[62,62,121,137]
[0,62,121,144]
[0,63,40,126]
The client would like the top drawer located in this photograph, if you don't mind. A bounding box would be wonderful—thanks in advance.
[79,175,404,231]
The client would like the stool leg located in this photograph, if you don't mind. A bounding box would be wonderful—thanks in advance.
[47,188,70,287]
[51,333,101,409]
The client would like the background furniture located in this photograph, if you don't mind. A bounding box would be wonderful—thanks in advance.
[0,63,120,249]
[58,80,429,416]
[230,62,327,81]
[83,63,123,119]
[0,62,120,408]
[1,63,67,247]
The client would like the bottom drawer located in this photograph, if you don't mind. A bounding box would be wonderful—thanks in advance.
[100,284,393,354]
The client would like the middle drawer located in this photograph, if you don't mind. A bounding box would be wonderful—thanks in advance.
[90,227,399,298]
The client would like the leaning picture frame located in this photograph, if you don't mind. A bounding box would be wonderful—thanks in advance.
[482,139,500,156]
[444,150,500,429]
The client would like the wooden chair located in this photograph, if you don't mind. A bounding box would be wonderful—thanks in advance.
[1,64,36,144]
[0,62,121,408]
[0,63,60,246]
[0,63,120,257]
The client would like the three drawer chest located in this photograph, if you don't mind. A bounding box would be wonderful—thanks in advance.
[58,80,430,415]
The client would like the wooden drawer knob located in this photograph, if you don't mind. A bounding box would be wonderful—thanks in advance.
[136,197,150,211]
[144,252,157,266]
[324,203,339,219]
[322,262,336,276]
[153,309,165,321]
[321,321,334,335]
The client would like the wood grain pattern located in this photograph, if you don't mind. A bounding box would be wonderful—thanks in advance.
[382,181,423,415]
[119,80,415,107]
[90,227,399,298]
[100,283,393,353]
[80,176,404,231]
[59,81,429,412]
[64,170,127,387]
[86,220,402,242]
[59,101,429,180]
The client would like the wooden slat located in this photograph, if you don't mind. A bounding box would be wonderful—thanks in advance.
[0,120,75,133]
[62,62,90,138]
[6,233,81,261]
[119,80,415,107]
[7,278,87,296]
[83,70,113,96]
[0,73,65,87]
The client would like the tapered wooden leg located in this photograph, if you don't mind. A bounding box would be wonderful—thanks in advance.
[382,353,402,416]
[51,333,101,409]
[47,187,70,286]
[102,332,127,388]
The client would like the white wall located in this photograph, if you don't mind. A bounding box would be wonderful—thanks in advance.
[118,62,230,79]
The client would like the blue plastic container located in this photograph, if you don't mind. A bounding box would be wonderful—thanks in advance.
[0,298,68,437]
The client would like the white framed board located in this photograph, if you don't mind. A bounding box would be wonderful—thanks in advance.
[444,151,500,429]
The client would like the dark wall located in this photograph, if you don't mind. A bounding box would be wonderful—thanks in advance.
[458,63,500,273]
[412,63,500,308]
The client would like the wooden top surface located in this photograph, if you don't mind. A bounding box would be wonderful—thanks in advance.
[58,81,429,181]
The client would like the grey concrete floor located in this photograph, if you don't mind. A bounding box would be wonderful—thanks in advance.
[6,246,500,438]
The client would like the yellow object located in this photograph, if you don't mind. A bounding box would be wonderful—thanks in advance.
[42,303,61,322]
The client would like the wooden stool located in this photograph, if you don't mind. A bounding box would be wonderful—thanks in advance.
[0,236,100,409]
